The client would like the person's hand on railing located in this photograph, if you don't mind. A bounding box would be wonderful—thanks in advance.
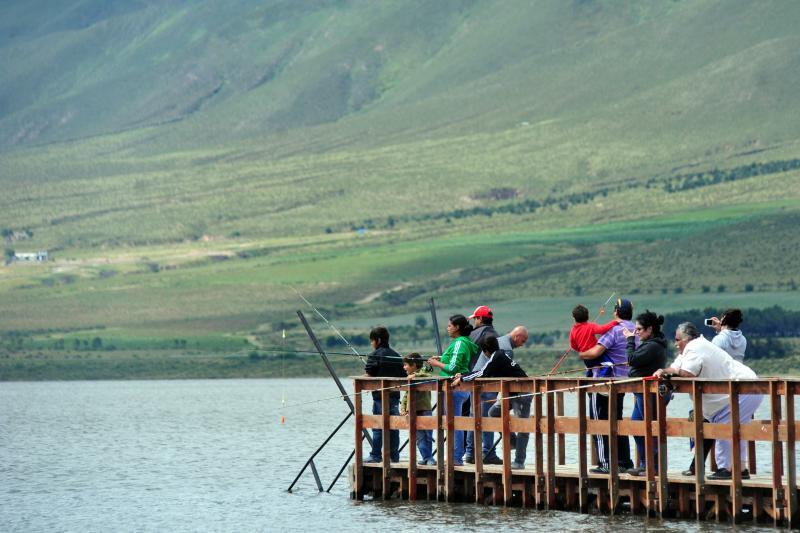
[451,373,462,387]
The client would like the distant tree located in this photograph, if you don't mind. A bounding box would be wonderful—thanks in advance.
[717,284,726,293]
[745,284,754,293]
[702,286,710,293]
[73,339,81,350]
[91,337,103,350]
[414,315,427,329]
[3,248,14,264]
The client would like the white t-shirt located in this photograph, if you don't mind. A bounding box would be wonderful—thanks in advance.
[671,335,757,416]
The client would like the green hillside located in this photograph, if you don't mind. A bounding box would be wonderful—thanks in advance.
[1,0,799,379]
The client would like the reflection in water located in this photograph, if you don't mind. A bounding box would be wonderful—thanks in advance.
[0,379,789,532]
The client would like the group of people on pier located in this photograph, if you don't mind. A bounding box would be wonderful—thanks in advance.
[363,299,759,481]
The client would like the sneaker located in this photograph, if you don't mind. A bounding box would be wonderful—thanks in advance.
[681,467,695,476]
[426,458,437,466]
[418,459,428,466]
[590,466,609,474]
[708,468,732,480]
[625,467,645,476]
[511,461,525,470]
[365,456,381,464]
[741,469,750,480]
[452,460,463,467]
[484,456,503,465]
[464,455,475,464]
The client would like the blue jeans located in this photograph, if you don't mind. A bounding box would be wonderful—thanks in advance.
[466,392,499,460]
[489,395,531,465]
[416,409,434,462]
[631,392,671,469]
[369,395,400,462]
[445,391,470,463]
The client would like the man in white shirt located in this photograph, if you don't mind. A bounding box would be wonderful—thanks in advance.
[653,322,762,480]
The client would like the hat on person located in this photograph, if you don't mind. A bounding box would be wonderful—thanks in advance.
[469,305,493,319]
[614,298,633,315]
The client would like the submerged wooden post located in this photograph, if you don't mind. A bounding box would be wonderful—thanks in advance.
[354,379,364,500]
[444,379,455,502]
[692,381,706,519]
[770,380,783,526]
[436,379,445,500]
[408,379,418,501]
[643,380,656,514]
[381,380,391,499]
[577,379,589,513]
[501,380,512,505]
[557,391,566,465]
[472,382,484,503]
[785,380,797,528]
[729,382,743,521]
[608,382,619,514]
[534,378,544,507]
[546,379,556,509]
[656,381,668,518]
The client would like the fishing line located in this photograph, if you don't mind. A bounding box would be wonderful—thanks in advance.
[292,285,366,364]
[548,291,616,375]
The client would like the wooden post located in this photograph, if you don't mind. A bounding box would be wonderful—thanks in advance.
[354,379,364,500]
[546,379,556,509]
[436,379,445,501]
[643,380,656,514]
[656,381,668,518]
[445,379,455,502]
[501,380,512,505]
[770,380,783,526]
[534,378,544,508]
[692,381,705,518]
[785,380,797,528]
[408,379,418,501]
[557,391,566,465]
[608,383,619,514]
[729,382,742,522]
[472,382,484,503]
[577,379,589,513]
[381,380,391,499]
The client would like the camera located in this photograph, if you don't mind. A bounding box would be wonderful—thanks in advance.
[704,318,714,326]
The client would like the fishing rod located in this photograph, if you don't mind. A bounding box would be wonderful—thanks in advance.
[548,291,616,375]
[292,285,366,364]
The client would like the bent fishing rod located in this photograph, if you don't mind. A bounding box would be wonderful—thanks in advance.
[292,285,366,364]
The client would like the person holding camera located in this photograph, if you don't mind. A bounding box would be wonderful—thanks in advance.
[707,308,746,362]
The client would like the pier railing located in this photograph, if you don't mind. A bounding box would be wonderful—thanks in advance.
[352,375,799,526]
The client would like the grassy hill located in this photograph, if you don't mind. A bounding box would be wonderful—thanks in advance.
[1,0,799,379]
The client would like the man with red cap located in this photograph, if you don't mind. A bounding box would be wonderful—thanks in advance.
[464,305,502,464]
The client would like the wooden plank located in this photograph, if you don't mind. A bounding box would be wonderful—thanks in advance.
[534,378,544,507]
[729,381,743,522]
[546,380,556,509]
[608,384,619,514]
[354,379,364,500]
[693,381,705,518]
[381,380,391,499]
[785,380,797,528]
[408,380,418,501]
[557,391,566,465]
[472,382,484,503]
[656,381,668,518]
[577,380,589,513]
[501,381,512,505]
[771,380,783,526]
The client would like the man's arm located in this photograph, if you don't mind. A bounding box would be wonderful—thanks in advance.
[653,367,695,378]
[579,343,606,360]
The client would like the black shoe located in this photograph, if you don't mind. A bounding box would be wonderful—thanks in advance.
[741,469,750,480]
[590,466,609,474]
[484,456,503,465]
[625,467,645,476]
[464,455,475,464]
[708,468,732,480]
[681,467,694,476]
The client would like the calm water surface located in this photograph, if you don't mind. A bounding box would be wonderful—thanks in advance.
[0,379,786,532]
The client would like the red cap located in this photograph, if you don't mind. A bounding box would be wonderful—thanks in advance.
[469,305,493,319]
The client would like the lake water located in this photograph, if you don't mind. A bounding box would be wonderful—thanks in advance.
[0,378,787,532]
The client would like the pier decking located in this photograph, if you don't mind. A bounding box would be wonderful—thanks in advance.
[350,376,800,527]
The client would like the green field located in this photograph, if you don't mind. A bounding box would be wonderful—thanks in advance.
[2,1,800,379]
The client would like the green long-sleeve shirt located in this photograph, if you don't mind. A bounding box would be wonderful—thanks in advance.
[438,336,478,377]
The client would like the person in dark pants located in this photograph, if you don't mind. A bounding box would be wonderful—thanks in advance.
[579,298,636,474]
[622,310,669,475]
[364,326,405,463]
[465,305,500,464]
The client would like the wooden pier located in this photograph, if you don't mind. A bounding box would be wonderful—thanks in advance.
[350,376,800,527]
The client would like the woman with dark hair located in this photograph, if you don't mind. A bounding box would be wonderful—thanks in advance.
[427,314,479,465]
[622,310,668,475]
[710,308,746,362]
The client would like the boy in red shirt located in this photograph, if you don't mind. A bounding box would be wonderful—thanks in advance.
[569,304,619,375]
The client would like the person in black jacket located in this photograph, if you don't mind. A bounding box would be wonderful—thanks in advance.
[453,336,531,469]
[364,326,405,463]
[622,310,669,475]
[464,305,501,464]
